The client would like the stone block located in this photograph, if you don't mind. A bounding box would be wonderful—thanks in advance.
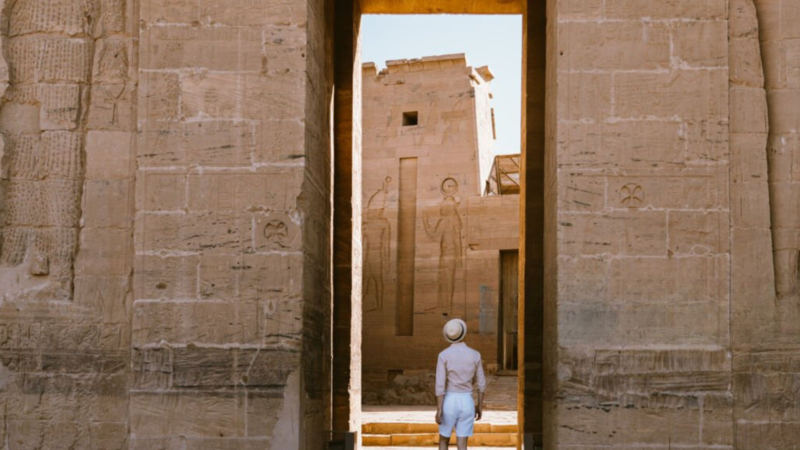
[730,38,765,87]
[184,121,256,167]
[199,0,307,27]
[132,301,258,346]
[607,256,728,303]
[731,87,769,133]
[557,256,610,303]
[85,131,133,179]
[199,254,241,300]
[181,73,244,119]
[141,0,199,24]
[187,171,301,212]
[138,172,187,212]
[558,72,612,120]
[606,171,728,210]
[75,228,133,276]
[73,276,132,324]
[243,72,305,120]
[137,121,186,167]
[140,72,181,120]
[604,0,728,19]
[83,179,133,228]
[672,21,728,67]
[172,347,237,387]
[254,119,305,162]
[559,21,670,70]
[558,174,605,212]
[558,0,603,19]
[130,392,245,438]
[731,181,771,229]
[559,210,667,256]
[89,422,128,450]
[142,27,262,71]
[134,254,199,300]
[684,120,729,165]
[614,70,728,120]
[89,83,135,132]
[668,211,731,256]
[246,392,283,437]
[558,300,728,346]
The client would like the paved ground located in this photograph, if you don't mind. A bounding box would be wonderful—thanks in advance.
[362,374,519,427]
[362,405,517,425]
[367,447,512,449]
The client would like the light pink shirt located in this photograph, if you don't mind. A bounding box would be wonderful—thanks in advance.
[435,342,486,396]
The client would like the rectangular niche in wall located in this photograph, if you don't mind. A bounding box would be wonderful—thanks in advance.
[396,157,418,336]
[402,111,418,127]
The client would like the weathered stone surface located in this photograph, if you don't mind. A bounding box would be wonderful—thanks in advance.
[0,0,798,448]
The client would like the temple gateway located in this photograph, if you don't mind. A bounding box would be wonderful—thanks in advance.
[0,0,798,449]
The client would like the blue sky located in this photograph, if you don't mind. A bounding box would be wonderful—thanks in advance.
[361,15,522,155]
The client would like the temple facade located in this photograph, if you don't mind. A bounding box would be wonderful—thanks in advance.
[360,55,519,404]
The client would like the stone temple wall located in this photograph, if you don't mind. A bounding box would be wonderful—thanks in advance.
[360,56,520,403]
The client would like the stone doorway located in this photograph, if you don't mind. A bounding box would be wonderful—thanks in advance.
[330,0,550,448]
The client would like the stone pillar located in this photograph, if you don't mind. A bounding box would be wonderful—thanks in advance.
[551,0,732,447]
[133,0,333,448]
[332,0,363,442]
[520,0,547,446]
[0,0,135,447]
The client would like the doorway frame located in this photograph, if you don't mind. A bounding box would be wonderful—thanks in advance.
[330,0,554,448]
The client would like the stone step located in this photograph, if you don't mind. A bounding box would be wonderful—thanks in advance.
[362,422,517,435]
[362,432,517,447]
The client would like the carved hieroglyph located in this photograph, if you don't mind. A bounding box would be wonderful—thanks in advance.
[0,0,122,300]
[363,176,391,312]
[424,177,463,314]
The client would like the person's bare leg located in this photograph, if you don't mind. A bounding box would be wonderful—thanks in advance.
[457,436,468,449]
[439,434,450,449]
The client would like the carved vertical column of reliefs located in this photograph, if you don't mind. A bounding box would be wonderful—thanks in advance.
[0,0,100,300]
[0,0,125,301]
[423,177,463,315]
[363,176,391,313]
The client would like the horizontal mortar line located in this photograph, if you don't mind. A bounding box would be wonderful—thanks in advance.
[557,18,730,24]
[134,250,202,257]
[134,249,303,257]
[139,67,299,76]
[557,444,732,449]
[559,208,732,214]
[133,343,298,350]
[557,253,730,260]
[565,344,728,351]
[133,298,241,304]
[136,162,305,171]
[559,69,673,75]
[558,300,731,307]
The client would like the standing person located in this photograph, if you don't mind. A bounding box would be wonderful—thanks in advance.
[435,319,486,449]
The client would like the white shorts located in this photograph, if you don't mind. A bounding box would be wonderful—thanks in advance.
[439,392,475,438]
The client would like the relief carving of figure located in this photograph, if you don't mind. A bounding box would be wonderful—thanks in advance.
[0,0,117,300]
[424,177,463,315]
[363,177,391,312]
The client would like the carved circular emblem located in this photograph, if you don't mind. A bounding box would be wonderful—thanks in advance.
[619,183,645,208]
[385,176,392,184]
[441,177,459,196]
[263,220,290,247]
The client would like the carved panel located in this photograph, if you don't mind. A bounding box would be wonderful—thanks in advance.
[0,0,126,301]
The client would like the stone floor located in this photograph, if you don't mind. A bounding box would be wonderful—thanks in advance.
[362,375,518,448]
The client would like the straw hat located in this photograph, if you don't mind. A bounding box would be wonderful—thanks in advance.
[442,318,467,344]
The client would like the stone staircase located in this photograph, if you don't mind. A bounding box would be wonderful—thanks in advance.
[361,421,518,447]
